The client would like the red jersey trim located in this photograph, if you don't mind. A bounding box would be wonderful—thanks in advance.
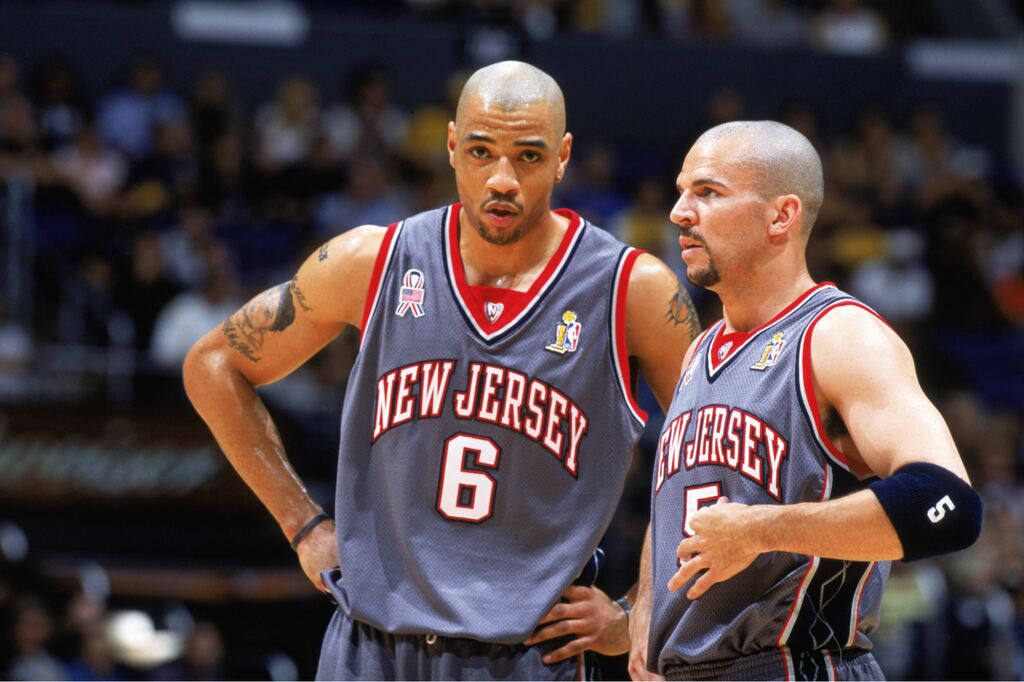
[797,299,887,479]
[706,282,836,375]
[358,222,401,349]
[612,248,648,426]
[445,203,585,341]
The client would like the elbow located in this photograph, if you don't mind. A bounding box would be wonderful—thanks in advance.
[182,340,221,405]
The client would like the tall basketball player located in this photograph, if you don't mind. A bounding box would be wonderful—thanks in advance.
[183,62,698,679]
[632,121,982,681]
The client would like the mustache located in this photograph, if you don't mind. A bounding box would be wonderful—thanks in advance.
[482,195,523,212]
[679,228,706,245]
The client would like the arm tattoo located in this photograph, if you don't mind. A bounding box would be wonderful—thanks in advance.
[665,280,701,340]
[221,278,311,362]
[318,243,329,261]
[290,276,312,312]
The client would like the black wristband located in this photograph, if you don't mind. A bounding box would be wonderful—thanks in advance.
[289,513,331,551]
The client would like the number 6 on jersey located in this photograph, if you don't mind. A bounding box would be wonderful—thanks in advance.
[437,433,502,522]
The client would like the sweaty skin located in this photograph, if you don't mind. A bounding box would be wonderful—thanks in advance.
[183,61,698,666]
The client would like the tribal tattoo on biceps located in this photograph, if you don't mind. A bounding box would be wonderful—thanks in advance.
[221,277,313,363]
[665,280,701,340]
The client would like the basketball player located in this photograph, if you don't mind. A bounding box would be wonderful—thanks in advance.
[631,121,982,681]
[183,62,699,679]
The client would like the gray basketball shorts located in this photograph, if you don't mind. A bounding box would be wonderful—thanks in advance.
[662,648,885,681]
[315,570,592,681]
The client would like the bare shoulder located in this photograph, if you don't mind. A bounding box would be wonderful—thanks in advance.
[297,225,389,328]
[626,254,699,339]
[625,253,700,409]
[810,303,916,402]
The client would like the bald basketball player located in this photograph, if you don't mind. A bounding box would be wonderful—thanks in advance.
[626,121,982,681]
[184,62,698,680]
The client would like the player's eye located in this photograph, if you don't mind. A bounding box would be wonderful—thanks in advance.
[699,187,718,197]
[469,147,490,159]
[520,150,541,163]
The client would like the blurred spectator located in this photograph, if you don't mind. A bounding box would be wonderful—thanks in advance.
[120,120,198,222]
[0,93,42,177]
[149,621,225,682]
[253,75,320,171]
[609,176,673,262]
[7,597,68,681]
[903,105,991,206]
[188,69,238,152]
[925,196,1009,333]
[61,254,125,347]
[314,154,409,237]
[66,629,125,682]
[96,54,186,160]
[811,0,889,55]
[30,56,88,152]
[729,0,806,46]
[161,206,218,288]
[849,228,934,326]
[149,247,240,370]
[0,299,31,372]
[116,231,183,352]
[50,123,127,217]
[557,144,628,227]
[323,64,408,161]
[0,55,21,101]
[195,132,249,214]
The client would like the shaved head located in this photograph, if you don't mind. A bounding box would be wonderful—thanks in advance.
[696,121,824,234]
[456,61,566,135]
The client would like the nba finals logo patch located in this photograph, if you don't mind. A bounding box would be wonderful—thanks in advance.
[751,332,785,370]
[545,310,581,355]
[396,269,425,318]
[485,301,504,323]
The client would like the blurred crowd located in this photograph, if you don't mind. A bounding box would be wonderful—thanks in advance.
[1,2,1023,676]
[404,0,899,53]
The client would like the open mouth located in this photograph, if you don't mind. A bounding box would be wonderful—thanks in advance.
[485,204,519,226]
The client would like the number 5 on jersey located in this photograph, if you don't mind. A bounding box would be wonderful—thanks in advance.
[437,433,501,522]
[683,483,723,537]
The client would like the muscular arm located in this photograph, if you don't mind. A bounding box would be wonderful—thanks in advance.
[182,226,385,585]
[626,254,699,411]
[670,305,973,598]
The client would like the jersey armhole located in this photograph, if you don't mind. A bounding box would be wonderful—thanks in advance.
[611,248,648,426]
[797,300,889,480]
[358,222,401,349]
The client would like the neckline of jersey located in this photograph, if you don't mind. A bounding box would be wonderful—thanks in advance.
[445,203,584,339]
[707,281,836,374]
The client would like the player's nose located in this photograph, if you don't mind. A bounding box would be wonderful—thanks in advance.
[670,191,697,227]
[486,156,520,195]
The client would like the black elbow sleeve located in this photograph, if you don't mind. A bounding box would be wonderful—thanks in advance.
[868,462,983,562]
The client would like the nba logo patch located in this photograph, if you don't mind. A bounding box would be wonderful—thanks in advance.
[396,269,425,318]
[682,351,701,386]
[751,332,785,370]
[545,310,581,355]
[485,301,504,323]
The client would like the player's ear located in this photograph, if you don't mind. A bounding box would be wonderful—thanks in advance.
[447,121,457,169]
[768,194,801,239]
[555,132,572,183]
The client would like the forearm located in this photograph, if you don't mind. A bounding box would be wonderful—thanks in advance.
[184,347,323,540]
[752,490,902,561]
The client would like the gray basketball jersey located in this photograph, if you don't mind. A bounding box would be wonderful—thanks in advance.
[648,284,891,675]
[327,204,646,644]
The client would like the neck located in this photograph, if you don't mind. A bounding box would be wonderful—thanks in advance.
[715,257,816,333]
[458,206,568,290]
